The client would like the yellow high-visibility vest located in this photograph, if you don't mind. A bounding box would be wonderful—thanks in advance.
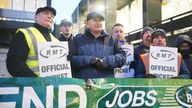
[18,27,58,76]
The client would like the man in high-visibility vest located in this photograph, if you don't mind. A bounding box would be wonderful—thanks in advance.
[135,29,190,79]
[134,27,153,65]
[6,6,58,77]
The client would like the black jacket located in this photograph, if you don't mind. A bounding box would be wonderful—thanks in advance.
[134,42,150,64]
[175,35,192,78]
[6,23,53,77]
[58,34,74,49]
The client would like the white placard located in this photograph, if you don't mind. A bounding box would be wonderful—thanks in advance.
[149,46,178,78]
[114,45,135,78]
[38,42,72,78]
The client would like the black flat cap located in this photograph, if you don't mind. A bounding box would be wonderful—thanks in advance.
[60,19,73,26]
[35,6,56,16]
[87,12,104,21]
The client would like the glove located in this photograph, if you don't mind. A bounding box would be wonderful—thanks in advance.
[90,57,99,66]
[143,74,156,78]
[90,57,105,69]
[95,58,105,69]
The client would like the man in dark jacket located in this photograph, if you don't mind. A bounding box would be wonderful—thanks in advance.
[176,35,192,78]
[134,27,153,64]
[135,29,190,79]
[70,12,126,79]
[59,19,74,48]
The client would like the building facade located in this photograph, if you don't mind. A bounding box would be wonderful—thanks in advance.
[72,0,192,45]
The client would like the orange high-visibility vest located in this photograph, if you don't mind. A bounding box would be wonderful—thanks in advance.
[140,53,182,75]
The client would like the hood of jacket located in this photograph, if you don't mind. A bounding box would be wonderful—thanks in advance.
[176,35,192,47]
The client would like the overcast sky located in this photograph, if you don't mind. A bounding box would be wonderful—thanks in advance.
[52,0,81,24]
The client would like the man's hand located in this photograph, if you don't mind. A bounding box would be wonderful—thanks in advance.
[90,57,99,65]
[90,57,105,69]
[95,58,105,69]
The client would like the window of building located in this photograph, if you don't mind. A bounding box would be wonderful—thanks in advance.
[25,0,36,12]
[0,0,11,9]
[116,0,143,33]
[0,0,47,12]
[13,0,24,11]
[162,0,192,20]
[36,0,47,10]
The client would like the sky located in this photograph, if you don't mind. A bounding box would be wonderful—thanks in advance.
[52,0,81,24]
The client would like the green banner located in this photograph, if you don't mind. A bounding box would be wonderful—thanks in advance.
[0,78,192,108]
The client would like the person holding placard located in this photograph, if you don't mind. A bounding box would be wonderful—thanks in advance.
[111,23,135,78]
[135,29,190,79]
[111,23,127,45]
[6,6,58,77]
[134,27,153,65]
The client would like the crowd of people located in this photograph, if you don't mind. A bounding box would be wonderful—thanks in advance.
[6,6,192,80]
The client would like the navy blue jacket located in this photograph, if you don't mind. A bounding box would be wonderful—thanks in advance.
[70,29,126,79]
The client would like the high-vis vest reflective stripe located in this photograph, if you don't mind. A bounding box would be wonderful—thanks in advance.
[140,53,150,75]
[18,27,58,77]
[140,53,182,75]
